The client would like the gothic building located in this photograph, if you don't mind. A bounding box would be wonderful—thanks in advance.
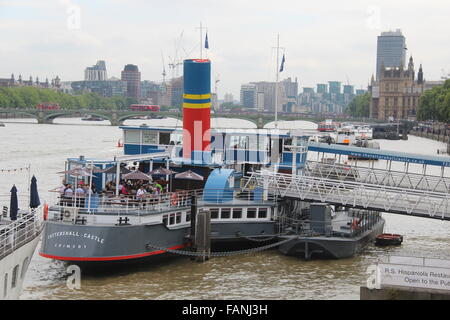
[0,73,61,89]
[369,56,424,120]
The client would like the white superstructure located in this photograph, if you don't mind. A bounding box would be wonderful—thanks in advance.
[0,208,43,300]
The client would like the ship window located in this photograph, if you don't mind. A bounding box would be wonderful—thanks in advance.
[221,209,231,219]
[124,130,140,144]
[176,212,181,224]
[11,265,19,289]
[3,274,7,298]
[186,213,191,222]
[210,209,219,219]
[21,257,30,279]
[142,131,158,145]
[283,138,293,152]
[247,208,257,219]
[169,214,175,225]
[232,209,242,219]
[258,208,268,218]
[162,215,168,226]
[159,132,170,145]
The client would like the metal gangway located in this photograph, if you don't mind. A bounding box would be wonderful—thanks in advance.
[243,166,450,220]
[304,161,450,194]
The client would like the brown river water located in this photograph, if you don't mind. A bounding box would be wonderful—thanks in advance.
[0,117,449,300]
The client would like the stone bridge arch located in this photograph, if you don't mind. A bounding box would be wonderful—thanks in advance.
[42,110,114,125]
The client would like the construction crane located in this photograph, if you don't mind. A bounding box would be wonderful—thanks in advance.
[168,31,185,79]
[214,74,220,111]
[161,50,167,83]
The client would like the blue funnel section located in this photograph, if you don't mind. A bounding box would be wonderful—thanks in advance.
[203,168,234,203]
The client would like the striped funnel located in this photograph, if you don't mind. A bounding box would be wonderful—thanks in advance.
[182,59,211,162]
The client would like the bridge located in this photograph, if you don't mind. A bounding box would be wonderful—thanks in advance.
[0,108,367,128]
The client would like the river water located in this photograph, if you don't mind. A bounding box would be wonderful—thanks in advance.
[0,117,449,300]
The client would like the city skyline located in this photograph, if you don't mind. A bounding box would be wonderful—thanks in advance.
[1,0,449,99]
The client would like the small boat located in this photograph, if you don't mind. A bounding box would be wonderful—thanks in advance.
[375,233,403,246]
[318,119,340,132]
[81,115,104,121]
[336,127,356,145]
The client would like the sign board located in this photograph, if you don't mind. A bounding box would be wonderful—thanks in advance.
[368,256,450,293]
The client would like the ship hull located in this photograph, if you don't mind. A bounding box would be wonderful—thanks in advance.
[278,219,385,260]
[39,221,190,264]
[0,235,41,300]
[39,220,277,266]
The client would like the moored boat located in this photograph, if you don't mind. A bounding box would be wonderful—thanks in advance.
[375,233,403,246]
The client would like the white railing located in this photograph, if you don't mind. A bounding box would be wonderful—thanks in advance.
[0,207,44,260]
[305,161,450,194]
[48,188,278,220]
[244,170,450,220]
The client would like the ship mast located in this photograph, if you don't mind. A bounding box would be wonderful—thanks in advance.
[275,34,280,129]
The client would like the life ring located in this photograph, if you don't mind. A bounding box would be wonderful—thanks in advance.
[171,193,178,206]
[351,218,359,230]
[43,203,49,220]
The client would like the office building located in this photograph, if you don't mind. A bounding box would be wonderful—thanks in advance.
[121,64,141,100]
[376,30,407,80]
[85,60,108,81]
[240,84,257,109]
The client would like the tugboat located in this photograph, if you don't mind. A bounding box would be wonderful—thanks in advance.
[39,58,385,267]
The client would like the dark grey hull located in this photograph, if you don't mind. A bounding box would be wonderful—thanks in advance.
[278,219,385,260]
[39,220,277,265]
[40,221,190,263]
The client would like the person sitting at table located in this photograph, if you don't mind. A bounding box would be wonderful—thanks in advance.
[136,186,147,200]
[155,181,163,193]
[120,183,129,196]
[75,184,85,195]
[64,184,74,197]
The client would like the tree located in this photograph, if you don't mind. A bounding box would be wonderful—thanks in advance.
[418,79,450,122]
[345,93,370,118]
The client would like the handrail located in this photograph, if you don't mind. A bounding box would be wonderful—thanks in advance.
[0,207,44,260]
[244,170,450,219]
[49,188,278,218]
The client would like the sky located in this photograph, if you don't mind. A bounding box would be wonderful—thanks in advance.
[1,0,449,99]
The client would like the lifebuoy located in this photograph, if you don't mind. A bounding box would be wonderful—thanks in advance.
[171,193,178,206]
[43,203,49,220]
[351,218,359,230]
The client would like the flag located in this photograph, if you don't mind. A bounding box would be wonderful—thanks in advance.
[205,32,209,49]
[279,54,285,72]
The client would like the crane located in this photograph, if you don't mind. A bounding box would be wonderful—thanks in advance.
[214,74,220,111]
[168,31,185,79]
[161,50,167,83]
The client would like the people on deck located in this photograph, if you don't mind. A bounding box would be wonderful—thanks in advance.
[63,184,73,197]
[136,186,147,200]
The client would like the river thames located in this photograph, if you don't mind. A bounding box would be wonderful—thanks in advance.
[1,117,449,300]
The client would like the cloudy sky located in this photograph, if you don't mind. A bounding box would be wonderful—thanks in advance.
[1,0,449,99]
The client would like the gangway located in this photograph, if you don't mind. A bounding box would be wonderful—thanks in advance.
[305,161,450,194]
[243,170,450,220]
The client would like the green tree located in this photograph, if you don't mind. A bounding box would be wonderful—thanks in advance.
[345,93,370,117]
[418,79,450,122]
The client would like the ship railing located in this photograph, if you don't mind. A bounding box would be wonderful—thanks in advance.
[48,188,278,219]
[0,206,44,260]
[305,160,450,194]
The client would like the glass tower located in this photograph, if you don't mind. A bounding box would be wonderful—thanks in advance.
[376,29,406,80]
